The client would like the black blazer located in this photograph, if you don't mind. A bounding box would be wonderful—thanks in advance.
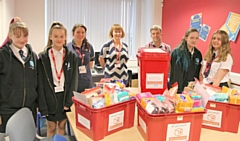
[37,46,78,115]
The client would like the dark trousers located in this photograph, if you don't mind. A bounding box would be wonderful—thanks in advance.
[0,113,14,133]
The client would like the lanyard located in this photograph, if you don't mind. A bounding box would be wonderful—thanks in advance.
[74,46,84,65]
[50,48,65,85]
[115,46,120,61]
[204,55,218,76]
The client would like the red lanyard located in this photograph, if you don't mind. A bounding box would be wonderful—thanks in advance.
[50,48,65,84]
[115,47,120,61]
[204,56,218,75]
[75,46,84,65]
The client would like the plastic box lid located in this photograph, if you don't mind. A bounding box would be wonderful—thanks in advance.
[137,47,170,60]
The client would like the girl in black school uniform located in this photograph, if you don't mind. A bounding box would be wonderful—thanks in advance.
[38,22,78,137]
[0,21,38,132]
[169,28,202,93]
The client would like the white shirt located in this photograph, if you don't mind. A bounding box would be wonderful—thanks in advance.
[10,44,28,64]
[49,48,65,87]
[201,53,233,84]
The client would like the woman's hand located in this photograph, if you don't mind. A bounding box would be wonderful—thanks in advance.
[63,106,69,110]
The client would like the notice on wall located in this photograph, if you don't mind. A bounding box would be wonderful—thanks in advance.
[220,12,240,42]
[166,122,191,141]
[190,13,202,32]
[108,110,124,131]
[190,13,211,41]
[202,109,222,128]
[199,24,211,42]
[146,73,164,89]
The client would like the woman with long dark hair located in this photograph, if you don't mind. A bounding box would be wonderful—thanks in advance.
[169,28,202,93]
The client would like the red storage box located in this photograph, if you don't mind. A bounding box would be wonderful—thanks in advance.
[72,97,135,141]
[137,47,170,94]
[202,101,240,133]
[136,101,205,141]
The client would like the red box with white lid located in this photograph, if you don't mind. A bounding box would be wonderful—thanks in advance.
[136,47,170,94]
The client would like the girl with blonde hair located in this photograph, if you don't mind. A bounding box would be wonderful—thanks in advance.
[200,30,233,87]
[0,21,38,132]
[38,22,78,136]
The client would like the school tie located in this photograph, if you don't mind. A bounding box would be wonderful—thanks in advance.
[19,50,26,61]
[211,52,216,61]
[204,53,216,78]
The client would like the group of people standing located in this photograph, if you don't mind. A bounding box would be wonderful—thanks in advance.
[0,17,132,136]
[144,25,233,93]
[169,28,233,93]
[0,17,233,137]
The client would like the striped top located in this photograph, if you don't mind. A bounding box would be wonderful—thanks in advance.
[147,41,171,53]
[99,40,129,84]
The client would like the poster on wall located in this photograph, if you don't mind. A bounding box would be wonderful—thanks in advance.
[199,24,211,42]
[220,12,240,42]
[190,13,202,32]
[220,24,233,39]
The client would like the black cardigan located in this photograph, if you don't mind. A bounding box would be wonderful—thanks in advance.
[37,46,78,115]
[169,47,202,93]
[0,43,38,114]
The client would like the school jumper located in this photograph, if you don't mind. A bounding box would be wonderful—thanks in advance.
[169,47,202,93]
[0,43,38,132]
[37,46,78,120]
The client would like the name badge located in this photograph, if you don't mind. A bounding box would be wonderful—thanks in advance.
[115,63,121,68]
[55,86,64,93]
[79,65,87,74]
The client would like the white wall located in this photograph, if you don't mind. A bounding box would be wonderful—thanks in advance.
[153,0,163,26]
[15,0,45,54]
[1,0,45,53]
[138,0,163,47]
[0,0,15,43]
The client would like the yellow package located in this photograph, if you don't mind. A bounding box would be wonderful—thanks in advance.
[222,86,238,95]
[116,82,125,89]
[141,98,153,108]
[175,94,193,112]
[128,92,136,98]
[104,93,111,106]
[191,107,204,112]
[229,94,240,105]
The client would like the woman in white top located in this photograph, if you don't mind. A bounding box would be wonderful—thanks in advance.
[200,30,233,87]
